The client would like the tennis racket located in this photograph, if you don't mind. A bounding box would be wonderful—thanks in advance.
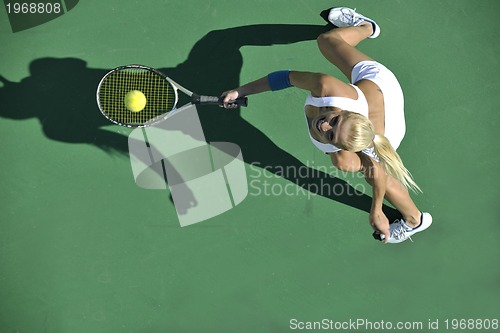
[96,64,248,127]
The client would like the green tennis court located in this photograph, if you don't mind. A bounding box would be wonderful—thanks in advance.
[1,1,499,332]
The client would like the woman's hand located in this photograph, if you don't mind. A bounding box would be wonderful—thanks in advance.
[220,76,273,108]
[220,90,241,109]
[369,207,390,243]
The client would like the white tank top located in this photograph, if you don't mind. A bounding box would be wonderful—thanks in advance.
[304,85,378,160]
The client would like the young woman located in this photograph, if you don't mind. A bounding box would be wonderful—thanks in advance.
[222,7,432,244]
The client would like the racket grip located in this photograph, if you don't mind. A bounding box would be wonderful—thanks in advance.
[223,97,248,108]
[193,94,248,107]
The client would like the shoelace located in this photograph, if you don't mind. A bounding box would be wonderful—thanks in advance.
[391,220,414,242]
[339,7,361,25]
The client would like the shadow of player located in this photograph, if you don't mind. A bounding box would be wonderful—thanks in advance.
[0,23,400,221]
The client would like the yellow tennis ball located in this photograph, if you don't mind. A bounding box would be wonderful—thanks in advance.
[124,90,147,112]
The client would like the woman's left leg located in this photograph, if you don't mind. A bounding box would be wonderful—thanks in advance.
[317,24,374,80]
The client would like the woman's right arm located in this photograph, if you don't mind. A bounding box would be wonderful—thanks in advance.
[222,71,326,107]
[222,77,270,106]
[289,71,325,94]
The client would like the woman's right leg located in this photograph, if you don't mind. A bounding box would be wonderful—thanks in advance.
[383,177,422,227]
[364,172,422,228]
[332,151,422,228]
[317,23,374,80]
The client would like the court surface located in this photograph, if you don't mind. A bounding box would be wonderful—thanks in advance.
[1,1,499,332]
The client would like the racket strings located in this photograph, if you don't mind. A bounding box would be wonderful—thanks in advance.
[98,67,175,126]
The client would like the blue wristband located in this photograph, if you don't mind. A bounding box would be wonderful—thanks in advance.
[267,70,292,91]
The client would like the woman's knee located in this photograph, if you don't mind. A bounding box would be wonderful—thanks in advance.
[317,31,342,50]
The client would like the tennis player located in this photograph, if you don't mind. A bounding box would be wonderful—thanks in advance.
[222,7,432,243]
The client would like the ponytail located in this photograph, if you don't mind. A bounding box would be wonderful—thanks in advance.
[372,134,422,193]
[335,111,421,193]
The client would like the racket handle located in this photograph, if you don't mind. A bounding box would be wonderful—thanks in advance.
[193,94,248,107]
[223,97,248,108]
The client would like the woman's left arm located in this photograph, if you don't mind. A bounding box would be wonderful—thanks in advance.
[358,153,390,242]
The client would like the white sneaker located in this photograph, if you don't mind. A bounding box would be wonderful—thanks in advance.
[381,212,433,243]
[326,7,380,38]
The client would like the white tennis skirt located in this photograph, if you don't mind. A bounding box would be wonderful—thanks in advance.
[351,61,406,150]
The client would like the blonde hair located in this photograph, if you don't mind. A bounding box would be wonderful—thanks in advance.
[336,111,421,193]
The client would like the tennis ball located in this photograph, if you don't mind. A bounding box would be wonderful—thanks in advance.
[124,90,147,112]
